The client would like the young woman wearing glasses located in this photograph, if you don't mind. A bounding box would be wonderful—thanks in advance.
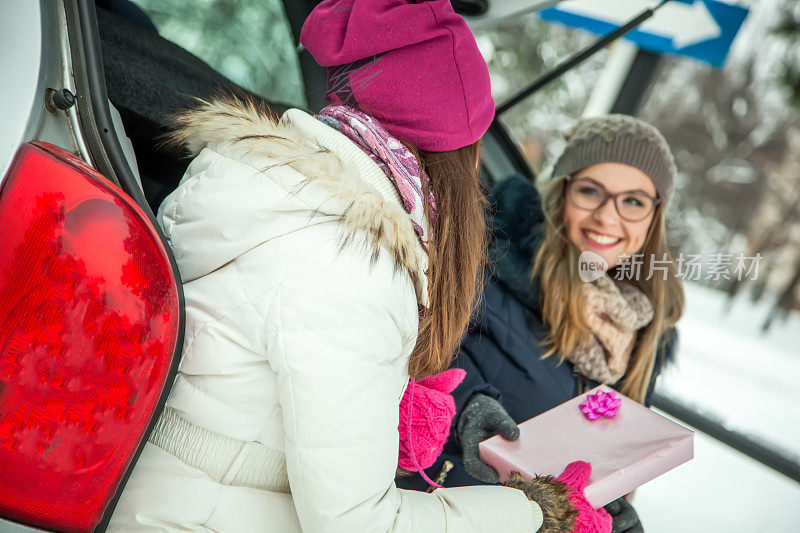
[397,115,686,533]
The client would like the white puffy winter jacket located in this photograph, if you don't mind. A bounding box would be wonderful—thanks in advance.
[109,98,542,532]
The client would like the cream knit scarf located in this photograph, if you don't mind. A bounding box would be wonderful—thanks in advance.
[568,275,654,384]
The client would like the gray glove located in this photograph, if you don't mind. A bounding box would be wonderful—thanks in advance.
[457,394,520,483]
[605,498,644,533]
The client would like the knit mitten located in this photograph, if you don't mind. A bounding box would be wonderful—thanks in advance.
[398,368,466,472]
[457,393,520,483]
[504,472,577,533]
[555,461,612,533]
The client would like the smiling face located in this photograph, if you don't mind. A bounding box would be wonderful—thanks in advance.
[563,162,657,269]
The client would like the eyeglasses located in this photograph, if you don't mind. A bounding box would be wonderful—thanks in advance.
[566,176,660,222]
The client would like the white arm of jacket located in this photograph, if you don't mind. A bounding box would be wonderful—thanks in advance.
[264,226,539,533]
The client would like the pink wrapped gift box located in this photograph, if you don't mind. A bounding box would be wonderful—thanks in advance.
[479,384,694,507]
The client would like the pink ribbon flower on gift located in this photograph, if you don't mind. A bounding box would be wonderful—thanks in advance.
[579,390,622,421]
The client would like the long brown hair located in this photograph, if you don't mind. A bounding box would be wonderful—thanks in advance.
[405,141,488,379]
[532,175,685,402]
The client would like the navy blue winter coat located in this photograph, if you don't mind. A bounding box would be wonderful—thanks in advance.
[396,176,677,490]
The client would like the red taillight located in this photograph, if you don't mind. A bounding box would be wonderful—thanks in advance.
[0,143,180,532]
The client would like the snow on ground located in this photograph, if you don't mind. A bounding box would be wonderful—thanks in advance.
[635,282,800,532]
[658,282,800,455]
[636,411,800,533]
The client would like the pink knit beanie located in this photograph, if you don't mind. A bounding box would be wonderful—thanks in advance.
[398,368,466,473]
[300,0,494,152]
[556,461,613,533]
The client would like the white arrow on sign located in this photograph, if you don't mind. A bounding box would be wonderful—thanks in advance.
[556,0,722,49]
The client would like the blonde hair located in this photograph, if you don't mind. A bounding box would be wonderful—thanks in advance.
[532,175,684,402]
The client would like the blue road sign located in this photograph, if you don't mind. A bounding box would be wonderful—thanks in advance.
[539,0,749,68]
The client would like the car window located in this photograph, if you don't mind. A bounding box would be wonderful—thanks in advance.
[480,5,800,455]
[131,0,306,109]
[477,4,800,531]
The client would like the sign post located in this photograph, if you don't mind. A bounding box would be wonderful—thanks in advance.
[539,0,749,68]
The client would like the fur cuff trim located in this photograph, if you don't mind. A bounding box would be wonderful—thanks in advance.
[504,472,577,533]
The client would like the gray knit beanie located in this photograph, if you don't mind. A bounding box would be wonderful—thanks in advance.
[551,115,677,208]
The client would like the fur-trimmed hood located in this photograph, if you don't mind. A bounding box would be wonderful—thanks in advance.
[157,96,429,303]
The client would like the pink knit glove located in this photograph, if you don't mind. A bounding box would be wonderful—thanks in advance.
[397,368,466,472]
[556,461,613,533]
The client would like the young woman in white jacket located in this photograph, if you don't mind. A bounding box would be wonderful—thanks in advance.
[109,1,576,531]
